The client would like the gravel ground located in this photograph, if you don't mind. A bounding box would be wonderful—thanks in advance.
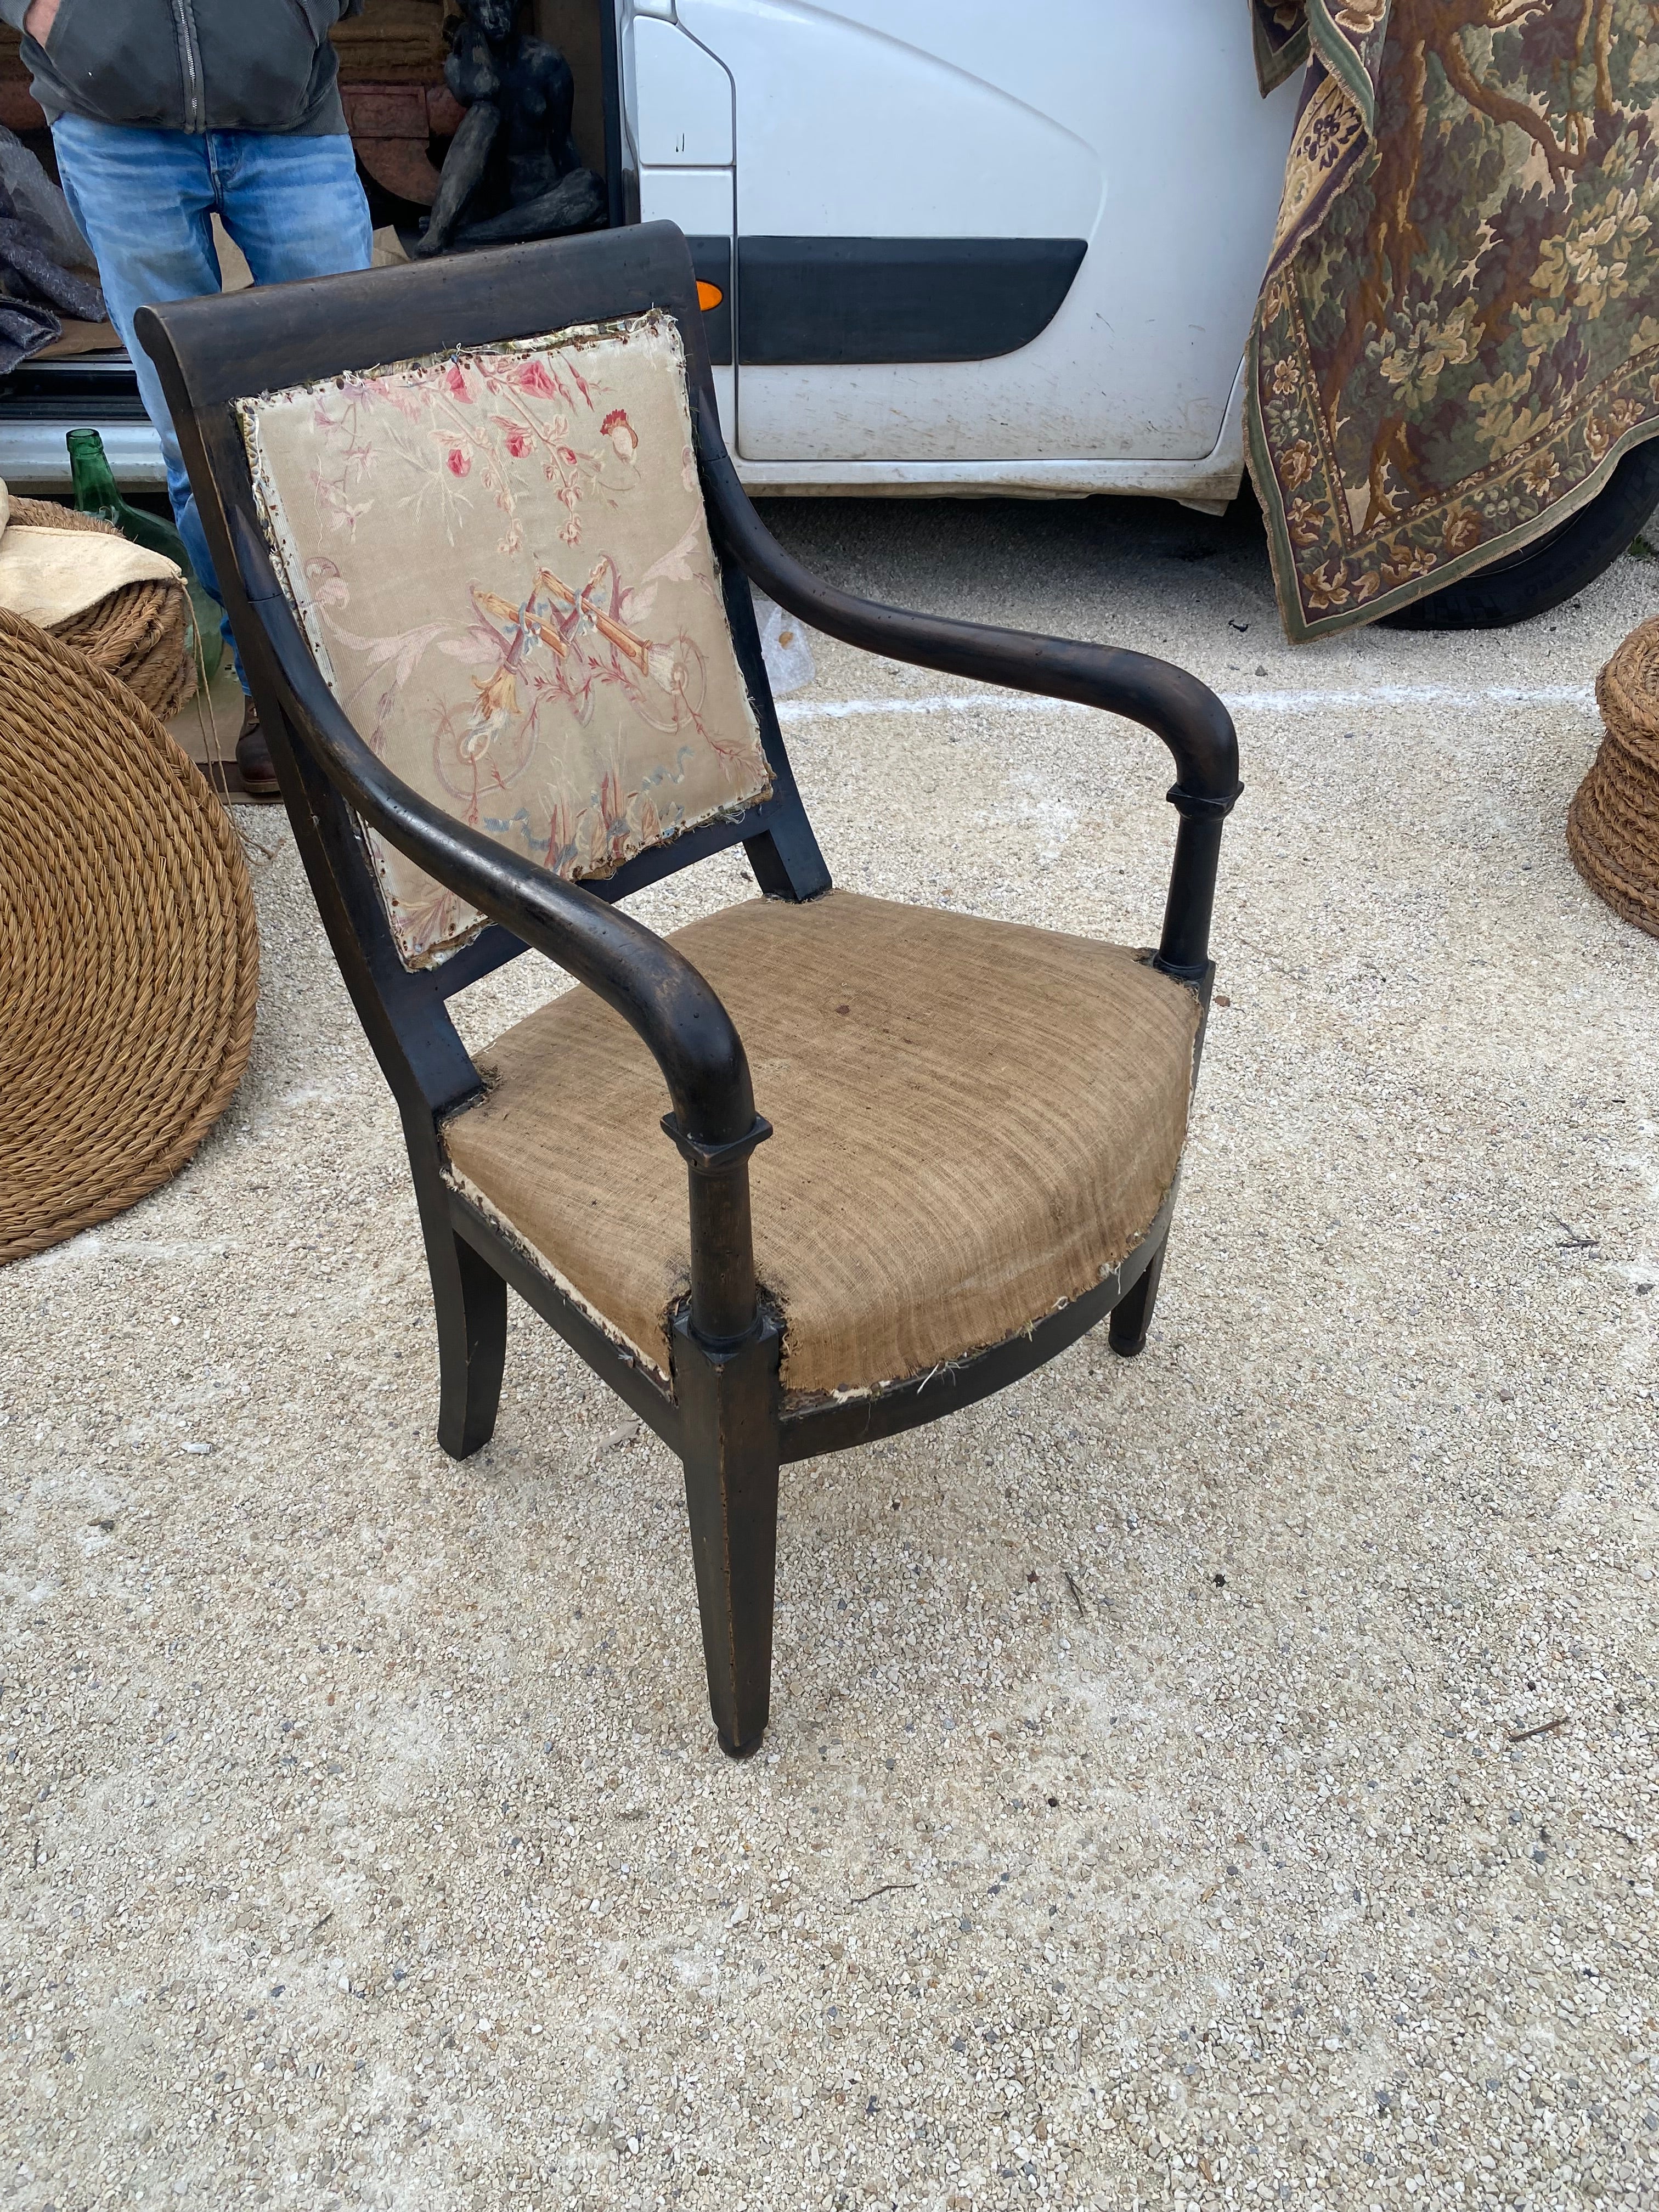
[4,492,1658,2212]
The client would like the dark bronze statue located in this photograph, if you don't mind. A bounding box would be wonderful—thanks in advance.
[414,0,606,257]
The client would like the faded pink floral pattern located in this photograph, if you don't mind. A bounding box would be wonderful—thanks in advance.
[240,311,770,963]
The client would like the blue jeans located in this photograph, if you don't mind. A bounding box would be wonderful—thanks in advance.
[52,116,373,684]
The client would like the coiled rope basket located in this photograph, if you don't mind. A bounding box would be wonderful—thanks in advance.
[0,608,258,1263]
[8,496,195,720]
[1569,618,1659,941]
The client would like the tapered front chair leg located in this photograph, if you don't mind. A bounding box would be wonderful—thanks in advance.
[1109,1227,1170,1359]
[672,1313,783,1757]
[422,1210,508,1459]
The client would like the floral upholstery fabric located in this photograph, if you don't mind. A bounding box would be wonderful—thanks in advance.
[1246,1,1659,641]
[239,310,770,964]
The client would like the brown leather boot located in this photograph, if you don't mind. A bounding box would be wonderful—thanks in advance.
[235,695,280,798]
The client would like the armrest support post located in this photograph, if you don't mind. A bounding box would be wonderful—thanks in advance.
[662,1109,773,1345]
[686,1167,762,1347]
[1158,783,1234,981]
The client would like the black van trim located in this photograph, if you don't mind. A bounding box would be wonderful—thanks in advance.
[734,236,1086,366]
[684,236,733,365]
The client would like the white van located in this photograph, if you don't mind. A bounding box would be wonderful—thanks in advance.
[619,0,1293,516]
[4,0,1653,625]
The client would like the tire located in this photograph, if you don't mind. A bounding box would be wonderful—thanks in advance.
[1383,438,1659,631]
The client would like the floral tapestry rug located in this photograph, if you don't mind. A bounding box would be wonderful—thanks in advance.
[1247,0,1659,641]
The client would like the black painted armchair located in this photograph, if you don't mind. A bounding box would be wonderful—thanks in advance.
[138,222,1240,1756]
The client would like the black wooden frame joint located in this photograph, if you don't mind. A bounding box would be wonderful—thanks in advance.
[1152,954,1211,987]
[1166,780,1244,821]
[670,1299,782,1364]
[662,1113,774,1174]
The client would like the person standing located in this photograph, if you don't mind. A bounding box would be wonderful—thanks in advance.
[1,0,375,793]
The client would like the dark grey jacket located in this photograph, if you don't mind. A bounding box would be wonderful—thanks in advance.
[0,0,364,135]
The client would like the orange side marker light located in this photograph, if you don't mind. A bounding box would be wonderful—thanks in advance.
[697,279,724,312]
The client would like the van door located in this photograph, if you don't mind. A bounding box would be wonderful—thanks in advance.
[669,0,1293,470]
[609,0,737,442]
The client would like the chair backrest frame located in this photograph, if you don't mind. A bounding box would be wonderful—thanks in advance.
[140,224,829,1134]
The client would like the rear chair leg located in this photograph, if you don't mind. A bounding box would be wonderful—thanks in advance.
[1108,1228,1169,1359]
[672,1314,783,1757]
[425,1217,508,1459]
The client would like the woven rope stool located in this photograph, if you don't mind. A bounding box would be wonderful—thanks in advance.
[1568,618,1659,940]
[7,497,195,721]
[0,610,258,1263]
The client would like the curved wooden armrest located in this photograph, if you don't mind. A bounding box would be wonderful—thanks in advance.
[239,518,761,1161]
[693,389,1242,814]
[695,390,1238,978]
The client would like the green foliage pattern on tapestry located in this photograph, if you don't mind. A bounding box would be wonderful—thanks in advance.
[1248,0,1659,640]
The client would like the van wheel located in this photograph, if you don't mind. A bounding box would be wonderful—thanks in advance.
[1383,439,1659,631]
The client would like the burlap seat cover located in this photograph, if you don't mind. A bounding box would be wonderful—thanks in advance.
[238,310,771,965]
[443,891,1201,1399]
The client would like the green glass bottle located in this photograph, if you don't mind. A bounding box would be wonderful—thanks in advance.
[67,427,224,682]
